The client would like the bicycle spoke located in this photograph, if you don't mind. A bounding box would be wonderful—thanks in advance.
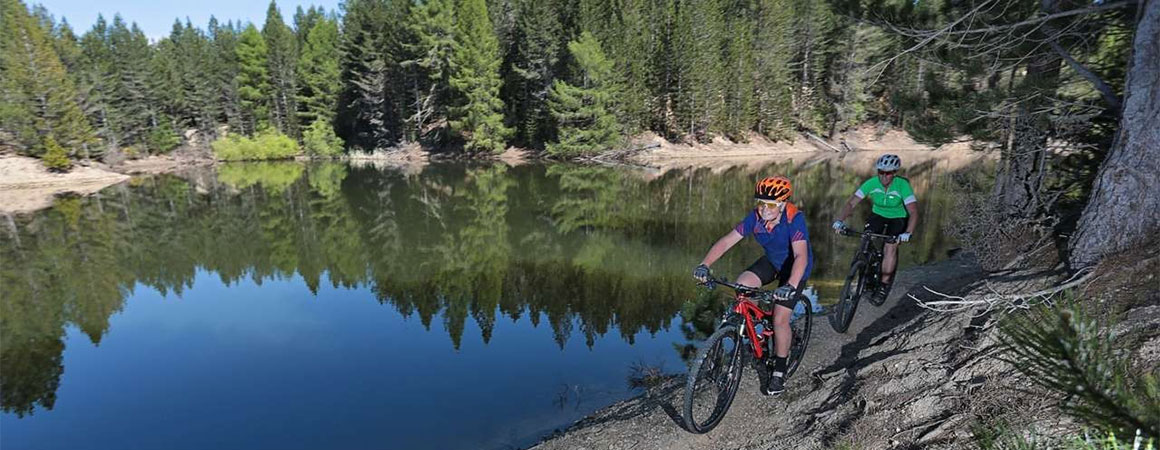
[684,326,743,433]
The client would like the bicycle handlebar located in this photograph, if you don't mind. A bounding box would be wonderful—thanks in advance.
[698,275,772,299]
[839,227,900,243]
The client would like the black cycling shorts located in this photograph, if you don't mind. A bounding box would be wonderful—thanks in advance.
[865,213,907,237]
[743,256,800,309]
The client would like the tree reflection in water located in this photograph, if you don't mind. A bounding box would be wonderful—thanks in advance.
[0,159,985,416]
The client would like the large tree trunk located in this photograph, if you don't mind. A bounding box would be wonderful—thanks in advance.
[1069,0,1160,268]
[992,0,1063,219]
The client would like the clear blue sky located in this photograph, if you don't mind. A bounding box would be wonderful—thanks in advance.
[32,0,341,41]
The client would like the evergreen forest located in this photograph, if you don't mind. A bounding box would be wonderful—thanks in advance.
[0,0,1134,161]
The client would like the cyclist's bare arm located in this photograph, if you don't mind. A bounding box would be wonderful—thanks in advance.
[835,194,862,223]
[904,202,919,235]
[699,230,744,267]
[787,240,808,289]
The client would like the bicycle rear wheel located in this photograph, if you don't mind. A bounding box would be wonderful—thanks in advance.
[829,260,868,333]
[785,296,813,379]
[683,325,744,433]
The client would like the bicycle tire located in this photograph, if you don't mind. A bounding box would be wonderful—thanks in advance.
[683,325,744,433]
[830,260,868,333]
[785,296,812,379]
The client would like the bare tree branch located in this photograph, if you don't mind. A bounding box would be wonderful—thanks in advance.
[1047,38,1122,110]
[912,268,1096,315]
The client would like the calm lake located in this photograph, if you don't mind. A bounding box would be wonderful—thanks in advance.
[1,158,987,450]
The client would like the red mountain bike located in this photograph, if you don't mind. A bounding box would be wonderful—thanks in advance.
[682,275,813,433]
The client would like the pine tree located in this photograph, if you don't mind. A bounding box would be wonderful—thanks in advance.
[296,17,340,126]
[791,0,836,134]
[402,0,456,141]
[0,0,95,157]
[753,0,795,140]
[337,0,411,149]
[504,0,561,148]
[672,0,726,141]
[547,31,620,156]
[292,6,325,48]
[646,0,680,136]
[40,135,71,171]
[605,0,650,135]
[210,18,245,135]
[108,18,162,151]
[830,23,890,132]
[236,24,272,134]
[51,19,82,73]
[721,0,757,140]
[263,1,299,136]
[154,21,220,136]
[448,0,511,154]
[338,0,391,148]
[487,0,517,51]
[76,15,117,150]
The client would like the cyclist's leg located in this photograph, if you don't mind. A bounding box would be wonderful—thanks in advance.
[738,256,776,289]
[768,291,798,394]
[880,216,907,284]
[882,243,898,283]
[771,303,793,357]
[771,257,799,358]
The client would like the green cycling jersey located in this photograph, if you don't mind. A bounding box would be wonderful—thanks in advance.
[855,176,916,219]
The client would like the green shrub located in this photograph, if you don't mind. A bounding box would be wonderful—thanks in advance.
[302,120,344,157]
[974,422,1156,450]
[147,122,181,153]
[41,136,72,172]
[211,130,300,161]
[1069,431,1156,450]
[217,162,305,194]
[1000,298,1160,441]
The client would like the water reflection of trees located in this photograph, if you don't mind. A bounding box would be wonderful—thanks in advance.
[0,159,982,416]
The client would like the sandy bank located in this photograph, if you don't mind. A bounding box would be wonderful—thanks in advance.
[628,126,991,175]
[0,155,130,214]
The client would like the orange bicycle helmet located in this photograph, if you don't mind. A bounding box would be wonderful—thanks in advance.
[754,176,792,201]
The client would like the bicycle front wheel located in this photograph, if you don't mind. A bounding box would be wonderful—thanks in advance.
[786,296,813,379]
[830,260,868,333]
[683,325,744,433]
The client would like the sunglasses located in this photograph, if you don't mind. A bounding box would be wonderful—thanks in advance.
[757,200,785,210]
[878,170,896,176]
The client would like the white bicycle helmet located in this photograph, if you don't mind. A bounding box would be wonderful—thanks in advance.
[875,154,901,172]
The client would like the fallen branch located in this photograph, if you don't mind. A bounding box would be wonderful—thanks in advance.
[911,268,1096,315]
[803,132,842,152]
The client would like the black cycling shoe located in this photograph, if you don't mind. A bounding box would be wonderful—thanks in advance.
[764,373,785,396]
[869,282,891,306]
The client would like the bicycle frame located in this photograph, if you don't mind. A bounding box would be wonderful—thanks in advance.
[703,277,777,361]
[734,297,772,360]
[842,228,898,268]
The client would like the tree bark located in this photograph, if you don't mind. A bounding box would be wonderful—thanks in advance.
[993,0,1064,219]
[1069,0,1160,268]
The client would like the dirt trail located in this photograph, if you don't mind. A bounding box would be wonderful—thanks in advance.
[530,255,984,450]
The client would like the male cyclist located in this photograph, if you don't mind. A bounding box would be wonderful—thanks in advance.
[692,175,814,396]
[831,154,918,305]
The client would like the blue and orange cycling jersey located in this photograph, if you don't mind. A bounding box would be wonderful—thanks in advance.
[733,204,814,283]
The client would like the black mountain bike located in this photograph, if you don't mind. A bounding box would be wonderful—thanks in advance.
[683,275,813,433]
[828,228,898,333]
